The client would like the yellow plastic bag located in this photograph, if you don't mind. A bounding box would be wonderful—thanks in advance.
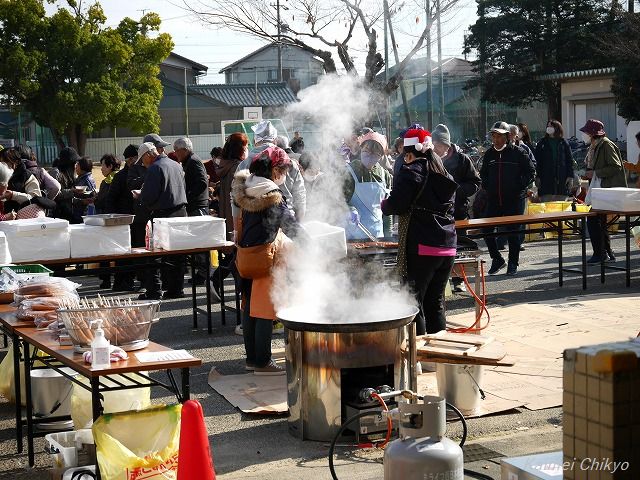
[210,250,219,268]
[0,345,46,406]
[93,403,182,480]
[71,374,151,429]
[525,202,546,242]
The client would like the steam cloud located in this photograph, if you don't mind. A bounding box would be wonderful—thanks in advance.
[272,74,416,324]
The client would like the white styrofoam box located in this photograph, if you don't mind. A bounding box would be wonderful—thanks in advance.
[0,232,11,264]
[0,218,70,262]
[69,224,131,258]
[590,187,640,212]
[153,216,226,250]
[302,221,347,259]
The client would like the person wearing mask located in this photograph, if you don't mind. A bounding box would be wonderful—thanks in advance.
[381,127,458,335]
[534,120,574,201]
[233,120,306,224]
[298,151,329,221]
[581,119,627,264]
[20,145,60,200]
[517,122,535,151]
[173,137,210,287]
[275,135,300,161]
[105,144,138,292]
[52,147,80,222]
[211,133,247,330]
[231,146,306,375]
[136,142,188,300]
[431,124,481,292]
[203,146,222,194]
[344,130,393,240]
[480,121,536,276]
[622,131,640,188]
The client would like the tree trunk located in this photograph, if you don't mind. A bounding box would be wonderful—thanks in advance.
[51,127,66,152]
[65,124,87,156]
[291,40,337,74]
[545,81,561,121]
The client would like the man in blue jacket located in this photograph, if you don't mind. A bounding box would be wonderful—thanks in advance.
[480,121,536,276]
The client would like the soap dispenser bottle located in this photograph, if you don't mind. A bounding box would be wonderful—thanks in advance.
[90,320,111,369]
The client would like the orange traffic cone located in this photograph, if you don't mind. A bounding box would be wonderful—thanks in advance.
[177,400,216,480]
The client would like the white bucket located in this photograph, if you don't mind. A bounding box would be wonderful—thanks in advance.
[31,368,78,430]
[435,363,484,415]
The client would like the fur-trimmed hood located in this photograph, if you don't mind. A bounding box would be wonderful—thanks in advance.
[232,169,283,212]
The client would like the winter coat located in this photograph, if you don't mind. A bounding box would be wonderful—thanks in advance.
[231,169,304,320]
[5,164,42,213]
[94,172,116,214]
[534,137,573,196]
[138,154,187,216]
[105,164,134,214]
[52,167,76,222]
[480,143,536,205]
[232,143,307,221]
[24,159,61,200]
[182,153,209,214]
[127,160,149,224]
[381,156,458,254]
[71,172,97,222]
[216,157,241,238]
[442,144,481,220]
[591,137,627,188]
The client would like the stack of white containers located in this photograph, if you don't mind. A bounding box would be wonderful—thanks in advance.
[590,187,640,212]
[153,216,226,250]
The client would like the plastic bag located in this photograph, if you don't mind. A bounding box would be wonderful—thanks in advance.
[0,345,46,405]
[92,404,182,480]
[14,276,80,302]
[71,374,151,429]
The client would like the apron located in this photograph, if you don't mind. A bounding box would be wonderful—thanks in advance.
[345,164,389,240]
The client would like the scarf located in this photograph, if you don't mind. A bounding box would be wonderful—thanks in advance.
[103,171,116,185]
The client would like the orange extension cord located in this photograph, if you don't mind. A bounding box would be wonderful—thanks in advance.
[446,262,491,333]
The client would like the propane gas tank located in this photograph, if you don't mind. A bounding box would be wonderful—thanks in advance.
[383,396,463,480]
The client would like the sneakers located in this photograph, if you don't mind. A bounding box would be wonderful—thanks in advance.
[506,263,518,276]
[138,292,162,300]
[488,258,506,275]
[452,279,466,293]
[607,251,616,262]
[587,255,604,265]
[234,324,243,336]
[245,361,255,372]
[273,321,285,335]
[254,360,285,376]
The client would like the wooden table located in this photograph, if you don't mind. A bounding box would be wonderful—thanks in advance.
[0,307,202,474]
[456,211,593,290]
[16,242,240,332]
[590,209,640,287]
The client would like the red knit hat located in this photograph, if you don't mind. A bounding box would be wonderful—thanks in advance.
[252,146,291,168]
[403,128,433,152]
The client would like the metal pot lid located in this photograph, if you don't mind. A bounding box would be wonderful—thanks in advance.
[277,301,419,333]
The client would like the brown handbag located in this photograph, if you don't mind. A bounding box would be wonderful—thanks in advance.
[235,214,281,279]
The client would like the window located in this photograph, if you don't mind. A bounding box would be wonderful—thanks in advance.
[267,69,277,81]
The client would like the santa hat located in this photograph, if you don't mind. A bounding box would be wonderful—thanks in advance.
[403,128,433,152]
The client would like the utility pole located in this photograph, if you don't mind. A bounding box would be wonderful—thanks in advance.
[629,0,634,13]
[425,0,433,129]
[385,0,411,126]
[277,0,282,82]
[436,0,444,124]
[478,0,487,137]
[384,3,391,138]
[184,67,190,136]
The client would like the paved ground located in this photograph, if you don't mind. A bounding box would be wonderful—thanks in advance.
[0,232,637,479]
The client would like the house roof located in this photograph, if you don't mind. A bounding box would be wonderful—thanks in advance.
[162,52,208,74]
[377,57,475,82]
[536,67,615,81]
[189,82,298,107]
[219,43,322,73]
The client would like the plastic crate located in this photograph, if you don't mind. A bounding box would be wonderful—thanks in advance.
[1,264,53,282]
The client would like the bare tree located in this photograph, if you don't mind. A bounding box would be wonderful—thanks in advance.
[180,0,465,95]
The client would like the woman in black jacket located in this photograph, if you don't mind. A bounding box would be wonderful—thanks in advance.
[381,128,458,335]
[534,120,574,200]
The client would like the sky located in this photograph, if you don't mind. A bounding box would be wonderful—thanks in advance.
[45,0,479,84]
